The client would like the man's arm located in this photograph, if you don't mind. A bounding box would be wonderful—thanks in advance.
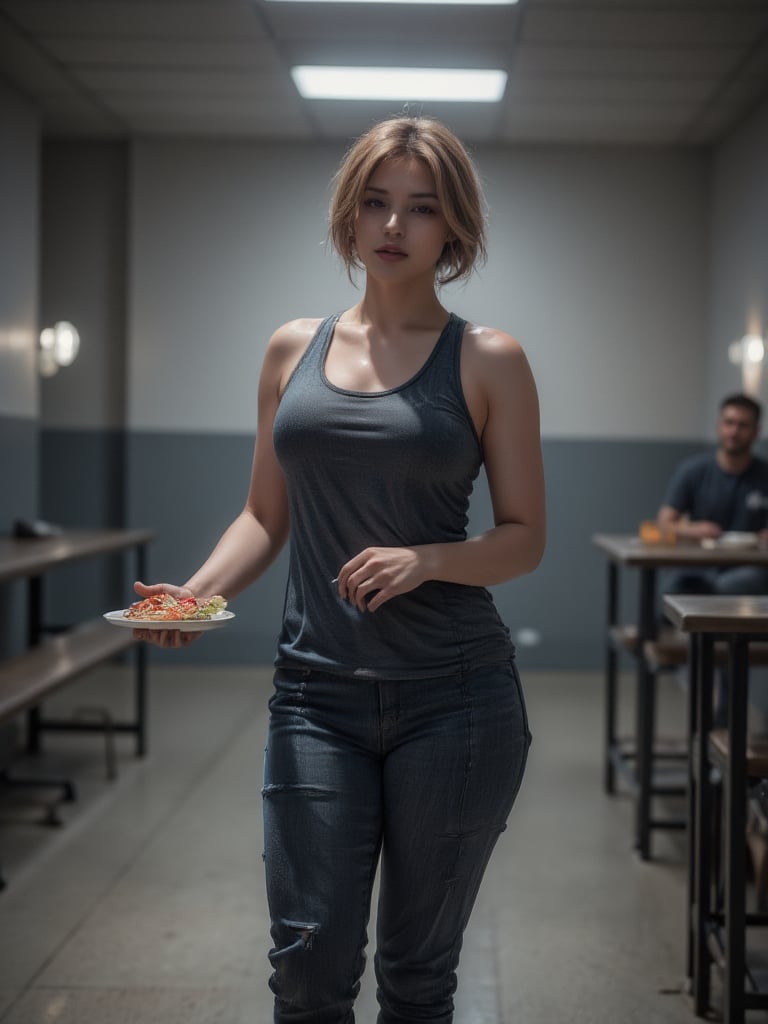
[657,504,721,541]
[657,457,722,541]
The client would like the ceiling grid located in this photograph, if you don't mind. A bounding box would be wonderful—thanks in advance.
[0,0,767,144]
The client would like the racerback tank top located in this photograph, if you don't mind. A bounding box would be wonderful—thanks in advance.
[271,312,514,679]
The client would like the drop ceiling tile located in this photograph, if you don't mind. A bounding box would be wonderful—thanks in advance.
[0,26,84,96]
[39,36,283,70]
[512,44,742,78]
[522,8,768,47]
[70,68,296,99]
[263,3,521,42]
[526,0,766,8]
[0,1,266,38]
[1,0,767,145]
[282,38,513,70]
[505,73,715,104]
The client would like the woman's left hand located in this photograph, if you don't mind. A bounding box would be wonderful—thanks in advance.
[336,546,427,612]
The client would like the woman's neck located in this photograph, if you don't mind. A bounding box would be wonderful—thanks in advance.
[345,279,449,333]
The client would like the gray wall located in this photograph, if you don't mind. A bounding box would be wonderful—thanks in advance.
[707,93,768,413]
[124,140,708,668]
[0,80,39,524]
[12,95,768,671]
[84,139,711,668]
[0,80,39,659]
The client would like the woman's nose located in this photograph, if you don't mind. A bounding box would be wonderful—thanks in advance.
[384,211,403,234]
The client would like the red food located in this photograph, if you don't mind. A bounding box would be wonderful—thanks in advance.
[123,593,226,622]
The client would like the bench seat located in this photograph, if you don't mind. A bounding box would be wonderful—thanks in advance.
[610,623,768,671]
[0,618,135,722]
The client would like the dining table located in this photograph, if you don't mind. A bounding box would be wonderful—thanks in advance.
[592,533,768,860]
[663,594,768,1024]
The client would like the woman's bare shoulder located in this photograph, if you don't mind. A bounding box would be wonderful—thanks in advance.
[268,317,326,355]
[461,320,528,367]
[262,318,326,397]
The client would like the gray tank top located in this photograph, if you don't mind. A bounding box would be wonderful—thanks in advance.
[272,312,514,679]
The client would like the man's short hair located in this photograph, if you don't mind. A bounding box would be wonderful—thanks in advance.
[720,393,762,423]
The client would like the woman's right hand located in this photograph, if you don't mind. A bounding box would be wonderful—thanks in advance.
[131,580,203,648]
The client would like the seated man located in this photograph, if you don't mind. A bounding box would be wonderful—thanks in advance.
[659,393,768,724]
[659,392,768,596]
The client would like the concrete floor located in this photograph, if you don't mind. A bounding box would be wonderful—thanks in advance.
[0,663,745,1022]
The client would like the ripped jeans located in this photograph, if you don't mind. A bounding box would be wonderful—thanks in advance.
[261,660,531,1024]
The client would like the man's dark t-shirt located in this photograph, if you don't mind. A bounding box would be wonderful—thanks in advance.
[663,453,768,532]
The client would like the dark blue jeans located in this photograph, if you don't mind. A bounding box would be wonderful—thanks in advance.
[262,660,531,1024]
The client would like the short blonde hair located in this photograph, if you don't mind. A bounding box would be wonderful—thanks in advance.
[328,116,487,285]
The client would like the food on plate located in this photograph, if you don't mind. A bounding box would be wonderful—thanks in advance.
[123,593,227,622]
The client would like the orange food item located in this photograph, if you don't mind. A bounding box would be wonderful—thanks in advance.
[639,520,677,545]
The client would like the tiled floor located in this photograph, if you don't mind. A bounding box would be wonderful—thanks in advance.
[0,663,716,1022]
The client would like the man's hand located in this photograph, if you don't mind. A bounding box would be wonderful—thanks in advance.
[684,521,722,540]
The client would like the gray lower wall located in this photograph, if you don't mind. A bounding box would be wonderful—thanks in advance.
[38,429,128,627]
[28,429,711,671]
[0,415,39,659]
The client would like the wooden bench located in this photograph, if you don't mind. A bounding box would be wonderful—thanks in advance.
[0,618,143,887]
[0,618,136,723]
[0,528,153,889]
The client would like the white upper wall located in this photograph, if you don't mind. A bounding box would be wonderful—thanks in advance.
[0,80,39,420]
[128,141,349,437]
[464,146,708,440]
[708,95,768,430]
[127,139,709,440]
[39,142,128,431]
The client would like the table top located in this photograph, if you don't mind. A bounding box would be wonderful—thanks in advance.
[663,594,768,634]
[593,532,768,569]
[0,528,154,584]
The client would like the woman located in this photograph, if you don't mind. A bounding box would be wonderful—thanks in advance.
[134,116,545,1023]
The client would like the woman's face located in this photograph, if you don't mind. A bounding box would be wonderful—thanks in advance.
[353,156,452,283]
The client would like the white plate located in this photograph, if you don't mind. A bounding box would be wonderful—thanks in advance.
[701,531,759,550]
[104,609,235,631]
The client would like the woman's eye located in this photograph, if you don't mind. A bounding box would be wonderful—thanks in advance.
[413,205,436,215]
[363,198,385,209]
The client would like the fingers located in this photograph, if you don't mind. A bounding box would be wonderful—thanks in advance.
[134,580,165,597]
[337,555,389,612]
[337,547,424,612]
[132,628,201,648]
[347,576,380,613]
[134,580,194,599]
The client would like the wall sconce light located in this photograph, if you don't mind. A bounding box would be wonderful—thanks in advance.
[728,332,765,397]
[729,333,765,366]
[38,321,80,377]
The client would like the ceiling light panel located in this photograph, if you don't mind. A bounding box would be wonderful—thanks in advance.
[269,0,517,4]
[291,66,507,102]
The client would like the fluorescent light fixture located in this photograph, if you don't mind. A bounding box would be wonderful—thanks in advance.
[291,66,507,102]
[272,0,517,4]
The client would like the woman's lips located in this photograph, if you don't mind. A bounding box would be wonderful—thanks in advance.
[376,247,407,261]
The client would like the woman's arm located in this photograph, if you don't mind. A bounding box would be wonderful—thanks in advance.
[133,320,319,635]
[338,328,546,612]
